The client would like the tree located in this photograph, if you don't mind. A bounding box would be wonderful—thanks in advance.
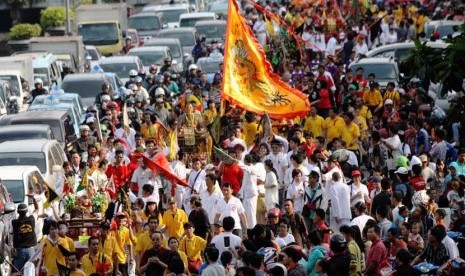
[40,7,74,31]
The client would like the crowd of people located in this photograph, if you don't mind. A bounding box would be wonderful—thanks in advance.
[10,0,465,276]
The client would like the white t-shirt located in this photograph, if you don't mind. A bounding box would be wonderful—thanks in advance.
[276,233,296,248]
[349,183,369,207]
[215,196,245,230]
[350,213,375,233]
[211,232,243,256]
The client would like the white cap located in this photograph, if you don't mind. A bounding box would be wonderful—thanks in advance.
[394,167,408,175]
[86,117,96,124]
[385,99,393,105]
[80,125,90,131]
[409,155,422,170]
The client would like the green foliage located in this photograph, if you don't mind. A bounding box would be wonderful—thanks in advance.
[63,194,77,212]
[91,192,106,213]
[40,7,73,30]
[7,23,42,40]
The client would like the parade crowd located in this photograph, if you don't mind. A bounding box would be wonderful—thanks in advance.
[10,0,465,275]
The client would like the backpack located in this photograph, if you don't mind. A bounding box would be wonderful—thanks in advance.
[446,142,458,165]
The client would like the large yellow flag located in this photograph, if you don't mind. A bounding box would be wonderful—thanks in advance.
[222,0,310,119]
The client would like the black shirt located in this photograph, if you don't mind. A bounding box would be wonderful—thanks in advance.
[188,208,211,239]
[12,215,37,248]
[327,252,351,276]
[370,191,392,217]
[140,247,172,275]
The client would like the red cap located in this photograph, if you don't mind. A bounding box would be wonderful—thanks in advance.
[351,170,361,177]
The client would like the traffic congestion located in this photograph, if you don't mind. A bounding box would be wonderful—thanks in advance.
[1,0,465,275]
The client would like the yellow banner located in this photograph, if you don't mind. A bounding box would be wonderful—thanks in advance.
[222,0,310,119]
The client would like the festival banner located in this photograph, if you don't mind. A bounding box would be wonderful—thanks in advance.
[43,181,59,209]
[222,0,310,119]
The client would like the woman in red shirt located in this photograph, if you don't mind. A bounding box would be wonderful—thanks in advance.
[316,79,334,118]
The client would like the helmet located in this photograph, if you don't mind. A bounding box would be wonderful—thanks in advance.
[128,83,137,91]
[80,125,90,132]
[107,101,118,109]
[102,83,110,90]
[125,36,132,41]
[101,94,111,102]
[146,73,153,80]
[163,71,172,78]
[330,233,347,252]
[149,64,157,71]
[154,75,164,83]
[257,247,278,267]
[134,76,143,83]
[155,87,165,96]
[267,263,288,275]
[267,207,282,219]
[138,68,146,75]
[135,95,143,103]
[17,203,28,213]
[129,69,138,77]
[34,78,43,85]
[188,64,198,71]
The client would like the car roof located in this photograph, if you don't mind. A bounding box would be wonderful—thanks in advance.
[143,4,189,11]
[366,41,448,56]
[158,27,196,34]
[351,57,396,65]
[99,56,140,64]
[427,20,461,26]
[194,20,226,26]
[130,12,162,18]
[0,124,50,133]
[0,139,58,153]
[128,46,169,53]
[0,165,42,180]
[145,37,181,45]
[63,73,107,81]
[180,12,215,18]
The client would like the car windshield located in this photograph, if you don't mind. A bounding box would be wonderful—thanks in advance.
[195,24,226,39]
[352,64,397,80]
[99,63,139,78]
[129,16,161,31]
[128,51,165,66]
[161,9,186,23]
[87,49,100,60]
[12,120,63,142]
[159,32,195,46]
[0,152,46,174]
[207,2,228,13]
[0,75,20,94]
[78,23,119,45]
[0,132,48,144]
[62,79,103,99]
[180,17,212,27]
[198,60,222,73]
[436,25,457,37]
[3,180,24,204]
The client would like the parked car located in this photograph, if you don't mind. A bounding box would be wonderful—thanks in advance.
[127,46,172,74]
[62,73,113,107]
[0,139,67,188]
[157,27,198,56]
[128,12,166,42]
[32,93,87,116]
[194,20,226,44]
[0,165,46,242]
[142,4,190,28]
[348,56,400,90]
[0,125,55,144]
[197,55,223,83]
[85,45,103,71]
[28,103,82,135]
[206,1,228,19]
[424,20,462,39]
[98,56,144,84]
[179,12,215,27]
[143,37,192,73]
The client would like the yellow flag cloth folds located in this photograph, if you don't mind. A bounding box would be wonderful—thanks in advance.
[222,0,310,119]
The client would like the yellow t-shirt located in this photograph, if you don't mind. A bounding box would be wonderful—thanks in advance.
[42,237,70,276]
[303,115,325,138]
[82,252,113,276]
[69,269,86,276]
[140,212,164,225]
[341,123,360,150]
[162,208,188,239]
[98,236,117,260]
[64,236,75,252]
[179,235,207,261]
[111,227,132,264]
[355,115,368,138]
[358,105,372,122]
[242,121,261,148]
[324,116,344,142]
[383,90,400,109]
[134,231,168,255]
[362,89,383,108]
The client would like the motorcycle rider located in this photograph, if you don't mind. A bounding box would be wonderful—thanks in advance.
[95,83,112,107]
[125,69,138,88]
[160,57,173,74]
[31,78,48,101]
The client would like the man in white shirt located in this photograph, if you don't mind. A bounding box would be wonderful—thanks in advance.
[329,172,351,234]
[185,159,205,215]
[199,174,223,224]
[214,183,248,236]
[211,216,242,258]
[350,201,374,234]
[438,225,459,259]
[266,139,289,205]
[381,125,402,177]
[130,156,158,200]
[238,155,259,229]
[171,151,188,208]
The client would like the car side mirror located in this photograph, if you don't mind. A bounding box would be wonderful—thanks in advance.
[3,202,15,214]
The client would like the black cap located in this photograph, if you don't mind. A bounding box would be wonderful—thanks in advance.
[17,203,27,213]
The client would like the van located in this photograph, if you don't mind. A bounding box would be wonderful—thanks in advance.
[144,37,192,73]
[0,125,55,144]
[128,12,166,41]
[179,12,216,27]
[127,46,172,73]
[348,56,400,90]
[0,110,78,153]
[0,139,67,187]
[143,4,190,28]
[0,165,47,240]
[13,52,62,90]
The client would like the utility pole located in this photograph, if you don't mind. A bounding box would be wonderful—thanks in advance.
[65,0,70,35]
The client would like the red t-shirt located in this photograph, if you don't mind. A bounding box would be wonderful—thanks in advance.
[106,164,130,190]
[220,163,243,194]
[389,239,408,257]
[409,176,426,191]
[367,239,389,275]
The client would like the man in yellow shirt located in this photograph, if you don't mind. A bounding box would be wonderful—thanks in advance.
[82,236,113,276]
[135,216,168,269]
[162,197,188,239]
[98,221,118,267]
[58,221,75,252]
[68,252,86,276]
[242,112,261,148]
[383,82,400,109]
[41,220,70,276]
[304,106,325,138]
[363,82,383,115]
[340,112,360,152]
[179,222,207,274]
[112,212,133,276]
[324,107,345,143]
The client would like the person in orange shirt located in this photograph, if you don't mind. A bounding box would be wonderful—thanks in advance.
[435,209,446,228]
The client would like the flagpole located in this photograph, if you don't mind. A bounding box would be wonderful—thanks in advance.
[220,0,234,115]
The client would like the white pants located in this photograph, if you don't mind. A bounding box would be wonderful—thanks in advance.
[175,187,185,208]
[243,196,258,229]
[330,217,351,234]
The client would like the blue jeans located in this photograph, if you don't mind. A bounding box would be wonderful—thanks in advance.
[14,247,35,272]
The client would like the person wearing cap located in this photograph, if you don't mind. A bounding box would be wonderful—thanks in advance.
[162,196,188,239]
[12,199,38,271]
[112,212,134,275]
[382,98,400,124]
[121,36,134,55]
[76,124,98,154]
[394,167,414,209]
[349,170,371,208]
[179,222,207,274]
[95,82,112,106]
